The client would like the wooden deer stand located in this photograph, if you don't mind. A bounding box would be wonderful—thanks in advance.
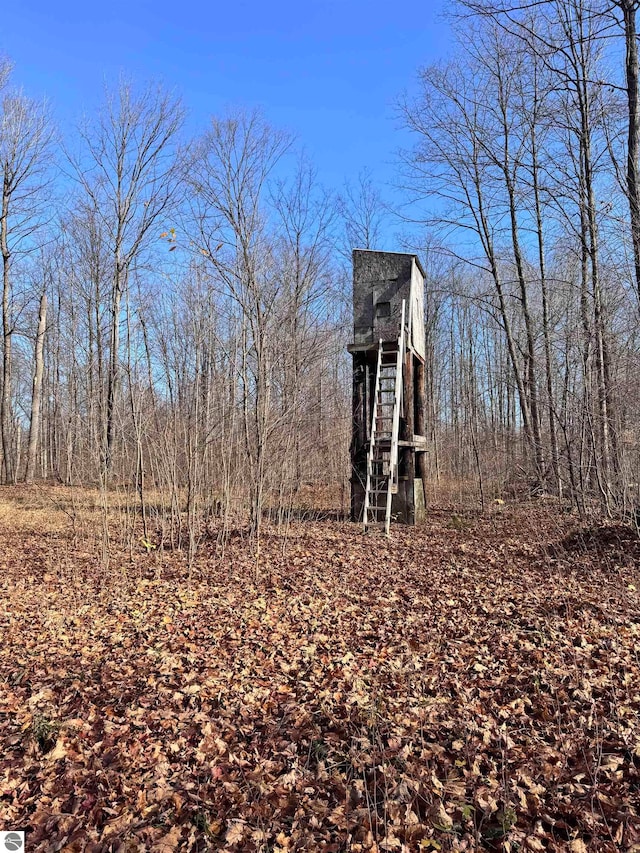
[347,250,428,533]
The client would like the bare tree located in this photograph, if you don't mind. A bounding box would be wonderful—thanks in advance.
[0,89,52,483]
[70,79,184,475]
[338,168,390,254]
[25,288,47,483]
[0,57,11,93]
[270,154,337,495]
[187,109,291,542]
[399,50,543,484]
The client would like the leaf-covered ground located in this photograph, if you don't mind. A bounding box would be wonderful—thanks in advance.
[1,490,640,851]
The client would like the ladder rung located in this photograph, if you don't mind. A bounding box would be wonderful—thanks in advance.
[364,318,405,535]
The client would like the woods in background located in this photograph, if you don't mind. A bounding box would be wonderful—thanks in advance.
[1,0,640,550]
[0,72,350,549]
[403,0,640,519]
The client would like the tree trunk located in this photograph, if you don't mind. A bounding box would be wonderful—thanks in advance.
[105,263,123,474]
[530,96,562,495]
[1,180,13,484]
[25,292,47,483]
[622,0,640,307]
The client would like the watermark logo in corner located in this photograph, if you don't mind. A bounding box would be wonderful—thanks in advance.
[0,832,25,852]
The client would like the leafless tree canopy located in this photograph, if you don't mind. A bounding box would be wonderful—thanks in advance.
[399,0,640,519]
[2,3,640,551]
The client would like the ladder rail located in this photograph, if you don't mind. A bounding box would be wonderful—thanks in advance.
[385,300,406,535]
[363,339,383,530]
[364,301,407,536]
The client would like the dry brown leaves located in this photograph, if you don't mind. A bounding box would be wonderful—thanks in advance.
[1,493,640,851]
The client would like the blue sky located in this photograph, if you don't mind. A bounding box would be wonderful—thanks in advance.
[2,0,451,199]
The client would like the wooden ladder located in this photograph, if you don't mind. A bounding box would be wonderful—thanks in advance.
[363,300,406,535]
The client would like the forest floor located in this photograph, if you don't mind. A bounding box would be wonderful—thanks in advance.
[1,488,640,852]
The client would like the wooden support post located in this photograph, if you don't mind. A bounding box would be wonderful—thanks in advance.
[403,350,414,442]
[353,358,365,450]
[351,356,366,522]
[415,359,429,505]
[364,360,370,443]
[403,348,415,523]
